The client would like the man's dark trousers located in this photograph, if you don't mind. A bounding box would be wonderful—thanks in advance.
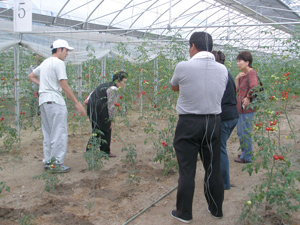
[173,114,224,220]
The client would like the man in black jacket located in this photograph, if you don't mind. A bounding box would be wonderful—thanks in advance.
[84,71,128,157]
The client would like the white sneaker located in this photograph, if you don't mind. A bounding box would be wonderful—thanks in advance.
[54,164,71,173]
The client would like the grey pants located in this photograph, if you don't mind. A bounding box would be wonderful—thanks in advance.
[40,102,68,164]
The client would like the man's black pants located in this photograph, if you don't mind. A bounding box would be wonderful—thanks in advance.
[173,114,224,220]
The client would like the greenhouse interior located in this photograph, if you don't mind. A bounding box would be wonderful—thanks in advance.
[1,0,300,224]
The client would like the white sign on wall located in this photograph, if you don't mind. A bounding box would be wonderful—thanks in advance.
[14,0,32,32]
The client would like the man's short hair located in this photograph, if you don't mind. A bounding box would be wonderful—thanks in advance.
[236,51,253,68]
[113,71,128,83]
[189,32,213,52]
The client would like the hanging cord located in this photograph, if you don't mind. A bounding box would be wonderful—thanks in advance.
[122,185,178,225]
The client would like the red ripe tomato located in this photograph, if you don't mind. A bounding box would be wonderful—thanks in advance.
[266,127,270,131]
[273,155,278,160]
[278,155,284,160]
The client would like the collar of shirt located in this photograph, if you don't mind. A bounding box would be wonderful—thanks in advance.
[189,51,215,61]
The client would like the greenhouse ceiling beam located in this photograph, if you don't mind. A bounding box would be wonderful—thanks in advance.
[59,0,94,18]
[110,36,289,44]
[172,3,217,40]
[210,9,245,41]
[71,0,153,30]
[144,0,182,36]
[24,21,300,35]
[123,1,213,39]
[184,2,226,39]
[129,0,160,29]
[82,0,105,29]
[107,0,134,29]
[214,0,293,34]
[248,4,300,15]
[52,0,70,25]
[149,3,218,40]
[113,0,162,30]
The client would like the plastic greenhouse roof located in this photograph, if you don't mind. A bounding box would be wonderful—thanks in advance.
[0,0,300,63]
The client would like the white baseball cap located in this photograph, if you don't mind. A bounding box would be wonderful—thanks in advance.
[51,39,74,50]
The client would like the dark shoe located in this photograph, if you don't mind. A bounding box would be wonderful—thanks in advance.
[171,210,192,224]
[44,163,51,170]
[234,157,251,163]
[207,207,223,219]
[108,153,116,158]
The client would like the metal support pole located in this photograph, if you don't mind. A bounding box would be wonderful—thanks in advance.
[139,68,143,113]
[14,44,20,136]
[77,64,82,99]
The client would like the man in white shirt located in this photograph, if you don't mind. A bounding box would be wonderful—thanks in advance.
[28,39,86,173]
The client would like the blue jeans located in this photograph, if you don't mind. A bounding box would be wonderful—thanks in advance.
[221,118,238,190]
[237,113,255,162]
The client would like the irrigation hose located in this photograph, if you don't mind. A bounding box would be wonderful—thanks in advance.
[122,185,178,225]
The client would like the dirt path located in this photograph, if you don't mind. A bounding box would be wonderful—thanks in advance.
[1,108,300,225]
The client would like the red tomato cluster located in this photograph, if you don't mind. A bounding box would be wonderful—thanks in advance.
[255,122,263,128]
[281,91,289,101]
[273,154,284,161]
[161,141,167,147]
[283,72,290,77]
[291,95,298,99]
[20,111,26,115]
[114,102,120,107]
[163,85,167,90]
[269,120,277,126]
[0,117,4,121]
[153,104,159,108]
[137,91,146,98]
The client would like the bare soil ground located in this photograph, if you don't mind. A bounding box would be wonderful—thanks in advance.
[1,104,300,225]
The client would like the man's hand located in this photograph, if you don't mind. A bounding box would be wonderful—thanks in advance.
[84,99,89,105]
[75,102,86,115]
[60,79,86,115]
[28,72,40,85]
[171,84,179,92]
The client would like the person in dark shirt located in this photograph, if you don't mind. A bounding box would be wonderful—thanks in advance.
[212,50,239,190]
[84,71,128,157]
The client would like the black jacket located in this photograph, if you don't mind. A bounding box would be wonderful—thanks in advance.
[221,72,239,121]
[87,81,116,132]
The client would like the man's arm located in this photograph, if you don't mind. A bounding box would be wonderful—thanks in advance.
[28,72,40,85]
[171,84,179,92]
[60,79,86,115]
